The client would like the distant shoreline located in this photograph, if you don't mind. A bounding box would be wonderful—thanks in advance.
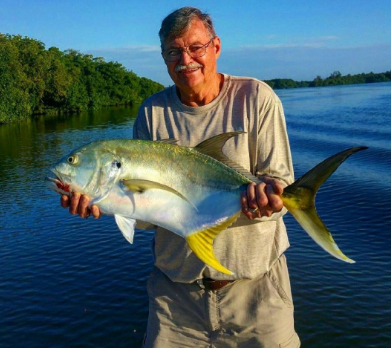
[265,70,391,89]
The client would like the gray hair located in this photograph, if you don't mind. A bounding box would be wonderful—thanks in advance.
[159,7,216,47]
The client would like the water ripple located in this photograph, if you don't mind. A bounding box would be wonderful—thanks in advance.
[1,84,391,347]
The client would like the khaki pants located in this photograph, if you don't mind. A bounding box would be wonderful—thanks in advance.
[143,255,300,348]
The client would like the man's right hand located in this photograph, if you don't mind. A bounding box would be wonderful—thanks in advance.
[61,193,101,219]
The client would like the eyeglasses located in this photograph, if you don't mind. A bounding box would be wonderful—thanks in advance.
[162,38,214,62]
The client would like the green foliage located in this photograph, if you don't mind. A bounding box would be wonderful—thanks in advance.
[265,70,391,90]
[0,34,165,123]
[0,35,31,123]
[1,34,390,123]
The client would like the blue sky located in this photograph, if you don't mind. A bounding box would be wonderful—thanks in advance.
[1,0,391,86]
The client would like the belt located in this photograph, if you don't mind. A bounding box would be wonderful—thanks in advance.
[198,278,235,291]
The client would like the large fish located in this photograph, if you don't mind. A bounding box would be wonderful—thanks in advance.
[46,132,367,274]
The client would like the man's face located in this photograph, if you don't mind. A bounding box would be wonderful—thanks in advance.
[162,19,221,92]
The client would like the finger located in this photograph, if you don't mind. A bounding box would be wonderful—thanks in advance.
[69,193,81,215]
[270,180,284,196]
[241,190,259,220]
[256,183,276,217]
[78,194,91,218]
[249,182,264,219]
[261,177,284,195]
[90,204,101,219]
[241,190,253,219]
[242,186,263,220]
[266,185,284,212]
[246,182,258,209]
[61,195,70,208]
[255,182,268,209]
[262,206,273,217]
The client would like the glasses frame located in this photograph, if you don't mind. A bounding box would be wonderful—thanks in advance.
[162,38,215,62]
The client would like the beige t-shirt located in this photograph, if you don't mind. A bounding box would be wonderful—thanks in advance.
[133,74,294,282]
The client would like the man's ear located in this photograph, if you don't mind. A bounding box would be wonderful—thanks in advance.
[213,36,222,59]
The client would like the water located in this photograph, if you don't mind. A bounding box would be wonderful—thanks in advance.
[279,83,391,347]
[0,83,390,347]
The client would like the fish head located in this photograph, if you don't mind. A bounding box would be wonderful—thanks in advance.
[46,142,122,201]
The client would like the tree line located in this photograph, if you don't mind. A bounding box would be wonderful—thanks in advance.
[265,70,391,89]
[0,34,165,124]
[1,34,390,124]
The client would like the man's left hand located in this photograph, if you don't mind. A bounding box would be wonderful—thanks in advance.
[241,177,284,220]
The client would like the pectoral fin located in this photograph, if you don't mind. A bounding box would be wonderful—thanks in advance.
[186,213,240,275]
[115,214,137,244]
[122,179,192,206]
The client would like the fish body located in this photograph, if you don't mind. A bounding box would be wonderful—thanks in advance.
[47,132,367,274]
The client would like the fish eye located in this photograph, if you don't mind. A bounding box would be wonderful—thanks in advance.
[111,160,121,169]
[67,155,79,165]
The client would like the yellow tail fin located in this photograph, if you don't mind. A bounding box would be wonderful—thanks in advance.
[282,147,368,263]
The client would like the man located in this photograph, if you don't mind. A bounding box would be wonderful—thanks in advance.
[62,7,300,348]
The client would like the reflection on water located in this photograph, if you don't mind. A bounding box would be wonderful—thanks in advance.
[1,83,391,347]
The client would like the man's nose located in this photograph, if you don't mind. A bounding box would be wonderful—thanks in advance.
[179,49,193,64]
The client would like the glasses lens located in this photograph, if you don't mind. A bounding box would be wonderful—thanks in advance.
[188,45,206,57]
[163,39,212,61]
[163,49,181,61]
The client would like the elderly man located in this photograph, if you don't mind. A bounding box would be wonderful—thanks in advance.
[62,7,300,348]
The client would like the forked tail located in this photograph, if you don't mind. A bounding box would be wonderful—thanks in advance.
[281,147,368,263]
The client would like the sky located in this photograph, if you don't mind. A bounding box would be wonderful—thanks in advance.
[1,0,391,86]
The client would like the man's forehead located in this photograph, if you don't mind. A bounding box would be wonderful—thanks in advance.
[163,19,210,47]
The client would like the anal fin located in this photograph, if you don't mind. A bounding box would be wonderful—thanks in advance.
[186,213,240,275]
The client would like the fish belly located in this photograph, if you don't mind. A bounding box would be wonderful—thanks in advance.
[99,185,242,239]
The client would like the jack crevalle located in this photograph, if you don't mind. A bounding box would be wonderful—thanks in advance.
[46,132,367,274]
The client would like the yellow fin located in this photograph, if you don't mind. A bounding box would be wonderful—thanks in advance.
[287,205,355,263]
[282,147,368,263]
[186,213,240,275]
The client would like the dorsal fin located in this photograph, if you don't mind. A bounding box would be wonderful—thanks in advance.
[158,138,178,145]
[194,132,259,183]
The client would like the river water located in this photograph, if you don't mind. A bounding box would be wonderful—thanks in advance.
[0,83,390,347]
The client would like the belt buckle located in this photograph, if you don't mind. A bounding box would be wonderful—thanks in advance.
[201,278,233,291]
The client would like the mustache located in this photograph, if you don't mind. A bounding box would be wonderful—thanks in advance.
[175,63,203,72]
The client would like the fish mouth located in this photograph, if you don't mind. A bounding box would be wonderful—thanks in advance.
[45,172,71,195]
